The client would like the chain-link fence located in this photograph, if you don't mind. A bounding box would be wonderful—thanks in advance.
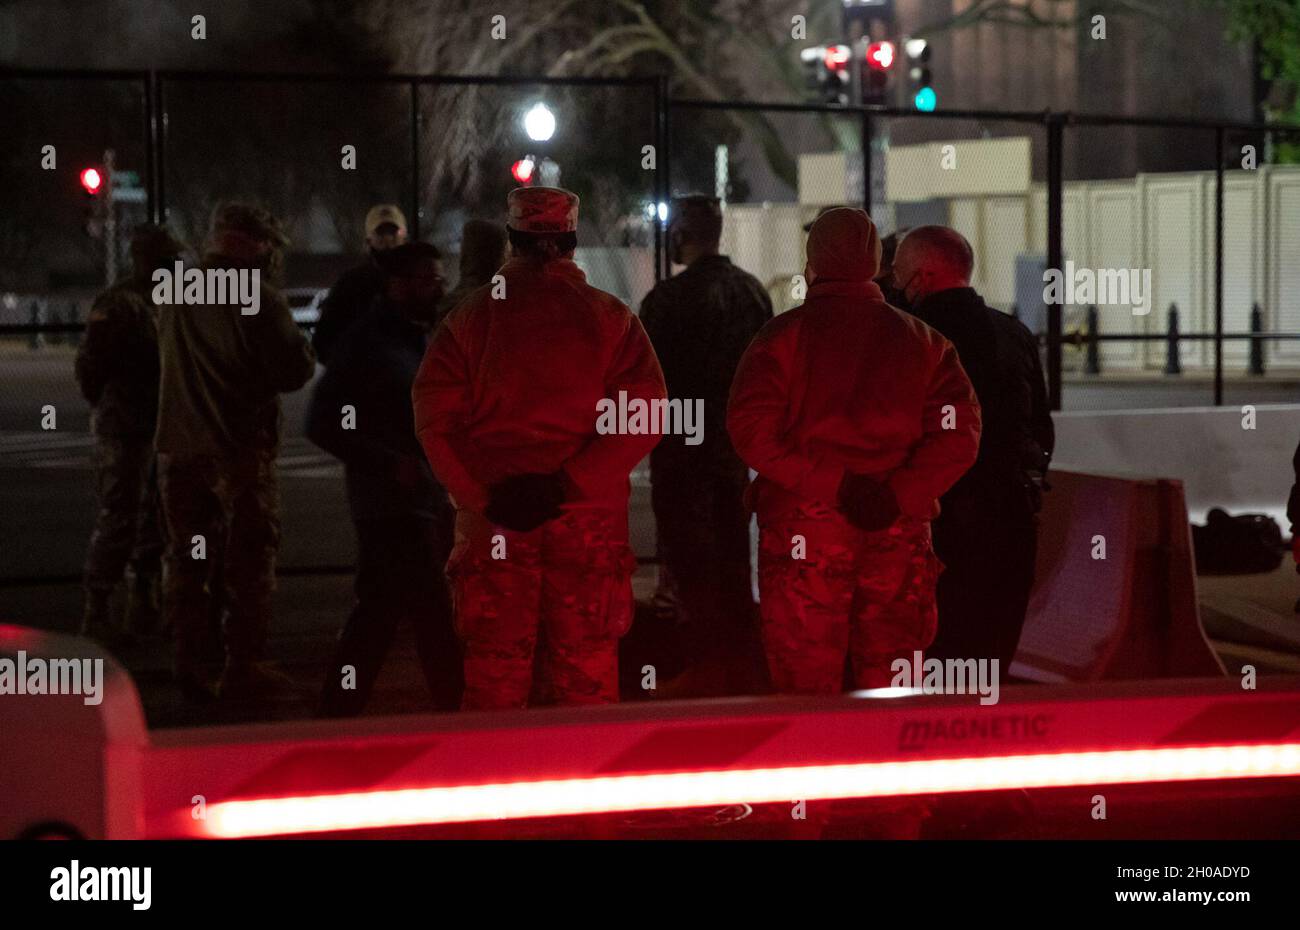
[2,67,1298,582]
[0,69,664,582]
[669,100,1300,413]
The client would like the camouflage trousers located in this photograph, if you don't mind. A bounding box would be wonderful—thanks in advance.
[83,434,163,593]
[158,450,280,676]
[757,501,943,694]
[447,508,637,710]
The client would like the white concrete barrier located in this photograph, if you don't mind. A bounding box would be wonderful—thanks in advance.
[0,625,147,839]
[1051,404,1300,527]
[1015,471,1223,683]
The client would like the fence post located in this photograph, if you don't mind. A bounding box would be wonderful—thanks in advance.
[1164,304,1182,376]
[409,80,422,243]
[653,74,668,282]
[1213,126,1225,405]
[1249,302,1265,376]
[1085,305,1101,375]
[861,109,873,213]
[1045,113,1064,411]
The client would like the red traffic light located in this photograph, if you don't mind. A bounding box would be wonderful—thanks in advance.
[511,157,535,184]
[823,45,851,71]
[866,41,896,71]
[79,167,103,195]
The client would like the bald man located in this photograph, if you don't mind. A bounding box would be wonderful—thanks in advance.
[728,209,981,694]
[893,226,1054,672]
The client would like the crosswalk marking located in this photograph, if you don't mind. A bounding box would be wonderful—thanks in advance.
[0,432,342,477]
[0,432,653,485]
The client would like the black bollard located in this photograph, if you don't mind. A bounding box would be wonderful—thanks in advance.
[48,306,63,346]
[68,300,81,348]
[1085,305,1101,375]
[1249,303,1265,376]
[1164,304,1182,376]
[28,300,43,350]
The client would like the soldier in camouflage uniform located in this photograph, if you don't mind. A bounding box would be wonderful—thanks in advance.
[155,203,317,700]
[727,208,980,693]
[640,195,773,696]
[75,224,184,644]
[413,187,665,710]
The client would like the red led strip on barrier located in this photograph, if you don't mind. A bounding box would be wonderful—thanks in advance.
[202,741,1300,838]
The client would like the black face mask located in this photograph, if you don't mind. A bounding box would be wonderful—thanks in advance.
[881,281,912,311]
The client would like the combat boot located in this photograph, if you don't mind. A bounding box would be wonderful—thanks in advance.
[124,570,161,637]
[79,589,115,641]
[79,588,135,649]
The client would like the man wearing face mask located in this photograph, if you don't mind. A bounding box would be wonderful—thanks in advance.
[307,242,461,715]
[639,195,773,697]
[727,208,981,695]
[313,204,409,366]
[155,202,317,701]
[892,226,1053,672]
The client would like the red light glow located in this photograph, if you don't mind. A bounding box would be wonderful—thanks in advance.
[511,158,535,184]
[823,45,851,71]
[201,742,1300,838]
[866,41,896,71]
[79,167,103,194]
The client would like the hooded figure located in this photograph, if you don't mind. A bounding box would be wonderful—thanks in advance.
[413,187,666,709]
[727,207,981,694]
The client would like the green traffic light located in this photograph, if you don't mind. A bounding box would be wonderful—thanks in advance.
[914,86,937,112]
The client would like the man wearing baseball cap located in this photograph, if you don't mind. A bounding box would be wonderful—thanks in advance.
[155,201,316,701]
[313,203,409,365]
[413,186,667,709]
[727,207,981,695]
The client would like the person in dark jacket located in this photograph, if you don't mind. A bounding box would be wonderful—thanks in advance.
[640,195,774,696]
[435,219,507,323]
[312,204,408,365]
[75,224,183,643]
[308,242,461,715]
[893,226,1055,672]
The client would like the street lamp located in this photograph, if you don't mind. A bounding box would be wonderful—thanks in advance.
[523,103,556,142]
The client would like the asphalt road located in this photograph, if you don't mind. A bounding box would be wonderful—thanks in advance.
[3,344,1299,729]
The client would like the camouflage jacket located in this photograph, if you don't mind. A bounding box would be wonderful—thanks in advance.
[74,279,160,438]
[155,258,317,457]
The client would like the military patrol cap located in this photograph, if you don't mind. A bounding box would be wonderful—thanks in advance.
[210,202,290,247]
[507,187,579,233]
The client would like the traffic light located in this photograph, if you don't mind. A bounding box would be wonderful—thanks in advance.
[905,38,936,111]
[79,167,103,196]
[862,40,895,104]
[80,165,106,238]
[511,156,535,185]
[801,44,851,105]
